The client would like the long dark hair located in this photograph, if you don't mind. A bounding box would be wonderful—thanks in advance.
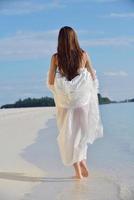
[56,26,84,81]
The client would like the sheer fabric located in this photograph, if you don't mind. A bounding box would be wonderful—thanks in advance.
[46,67,103,166]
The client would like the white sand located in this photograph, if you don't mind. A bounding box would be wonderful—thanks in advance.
[0,106,133,200]
[0,107,55,200]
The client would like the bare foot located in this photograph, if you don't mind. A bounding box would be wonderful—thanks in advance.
[72,162,83,180]
[80,160,89,177]
[72,175,83,179]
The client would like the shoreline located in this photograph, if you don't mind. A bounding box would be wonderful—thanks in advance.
[0,106,134,200]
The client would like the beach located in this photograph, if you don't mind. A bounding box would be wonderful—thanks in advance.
[0,104,134,200]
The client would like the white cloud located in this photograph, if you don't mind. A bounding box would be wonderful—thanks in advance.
[100,71,134,101]
[103,12,134,18]
[0,1,65,15]
[63,0,118,3]
[0,0,120,16]
[103,70,128,77]
[81,36,134,47]
[77,29,105,35]
[93,0,117,2]
[0,30,134,60]
[0,30,58,60]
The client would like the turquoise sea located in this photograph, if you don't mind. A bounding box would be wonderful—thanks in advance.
[88,102,134,200]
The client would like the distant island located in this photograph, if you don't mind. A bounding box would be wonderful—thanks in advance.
[0,93,133,109]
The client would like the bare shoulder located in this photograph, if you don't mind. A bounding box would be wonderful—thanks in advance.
[52,53,58,65]
[81,50,89,67]
[83,50,90,60]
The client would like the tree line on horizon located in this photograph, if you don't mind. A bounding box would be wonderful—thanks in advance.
[1,93,132,109]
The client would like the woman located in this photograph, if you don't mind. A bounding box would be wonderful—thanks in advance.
[46,26,103,180]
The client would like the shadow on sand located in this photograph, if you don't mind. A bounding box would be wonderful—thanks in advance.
[0,172,85,182]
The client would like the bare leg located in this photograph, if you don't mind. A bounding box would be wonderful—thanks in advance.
[80,159,89,177]
[72,162,83,179]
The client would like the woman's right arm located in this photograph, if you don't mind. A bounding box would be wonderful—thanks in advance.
[85,52,96,81]
[48,54,57,85]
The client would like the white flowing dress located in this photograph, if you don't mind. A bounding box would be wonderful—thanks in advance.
[46,66,103,166]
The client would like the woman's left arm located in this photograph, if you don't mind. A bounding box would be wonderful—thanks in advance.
[48,54,57,85]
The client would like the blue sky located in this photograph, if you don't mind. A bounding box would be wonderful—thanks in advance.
[0,0,134,106]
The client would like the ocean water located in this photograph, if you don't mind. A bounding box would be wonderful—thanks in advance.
[21,102,134,200]
[87,102,134,200]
